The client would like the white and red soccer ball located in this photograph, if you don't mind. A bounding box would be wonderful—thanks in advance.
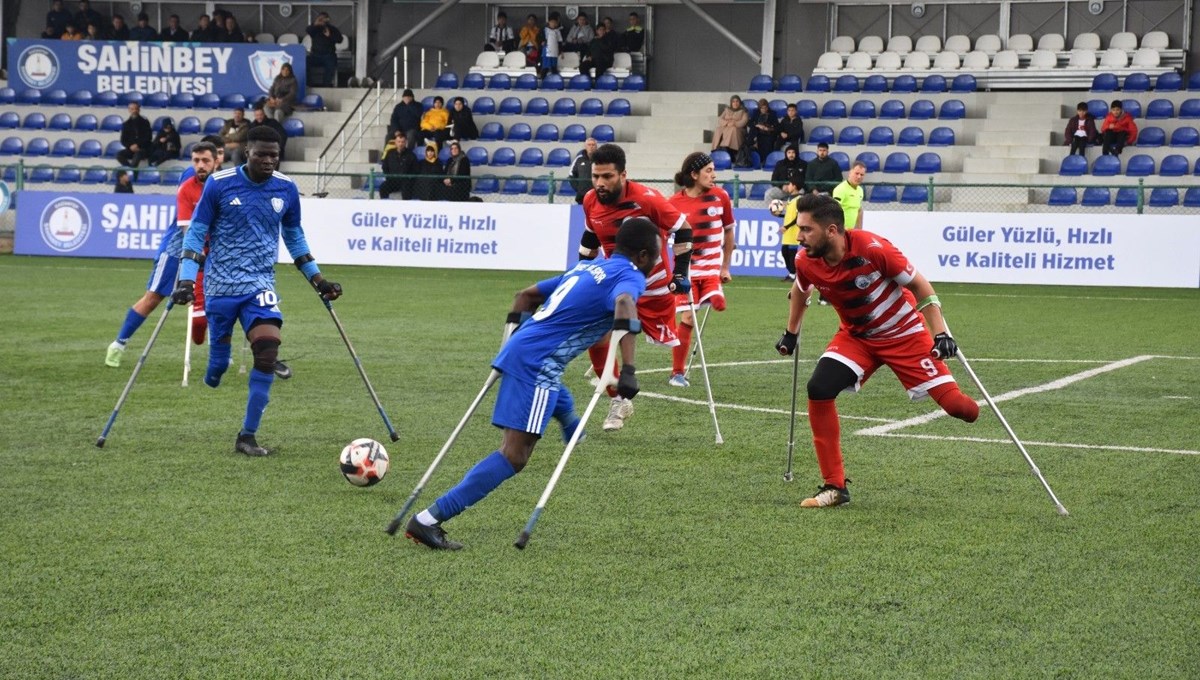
[339,438,389,487]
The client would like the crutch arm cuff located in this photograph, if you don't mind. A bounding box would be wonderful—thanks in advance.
[181,249,205,265]
[613,318,642,334]
[294,253,321,280]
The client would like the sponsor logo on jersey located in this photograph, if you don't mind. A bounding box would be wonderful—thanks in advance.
[230,197,242,205]
[271,197,284,213]
[39,197,90,252]
[19,46,59,89]
[854,274,872,289]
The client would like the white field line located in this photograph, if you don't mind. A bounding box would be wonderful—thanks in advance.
[865,432,1200,456]
[636,391,896,423]
[638,357,1143,376]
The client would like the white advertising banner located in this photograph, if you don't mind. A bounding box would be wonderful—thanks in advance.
[296,199,571,271]
[865,212,1200,288]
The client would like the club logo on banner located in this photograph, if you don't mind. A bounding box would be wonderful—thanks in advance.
[40,197,91,253]
[17,44,59,89]
[250,51,293,91]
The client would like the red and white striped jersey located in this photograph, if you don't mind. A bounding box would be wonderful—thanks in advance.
[176,175,205,229]
[582,180,687,297]
[795,230,924,340]
[668,186,733,280]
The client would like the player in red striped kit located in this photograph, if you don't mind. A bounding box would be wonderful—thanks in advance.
[667,152,735,387]
[774,194,979,508]
[579,143,694,431]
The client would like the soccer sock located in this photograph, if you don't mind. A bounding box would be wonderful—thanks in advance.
[589,343,618,398]
[672,322,693,374]
[551,386,576,426]
[427,451,517,524]
[116,308,147,344]
[205,341,232,388]
[930,383,980,423]
[240,368,275,436]
[808,398,846,488]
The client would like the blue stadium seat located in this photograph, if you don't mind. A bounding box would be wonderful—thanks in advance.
[0,137,23,155]
[102,114,125,131]
[1125,154,1155,176]
[540,73,564,90]
[592,124,615,143]
[161,168,183,185]
[81,167,108,184]
[1122,72,1150,92]
[834,75,859,93]
[490,147,516,166]
[22,113,46,130]
[73,114,98,132]
[518,148,544,166]
[528,179,552,196]
[883,152,910,173]
[473,96,496,115]
[29,165,55,183]
[855,151,880,172]
[479,122,503,140]
[1059,155,1088,176]
[562,124,587,142]
[748,183,769,200]
[103,140,124,158]
[0,112,19,129]
[921,75,947,93]
[867,126,894,145]
[17,89,42,105]
[51,139,76,157]
[282,118,304,137]
[1121,99,1142,118]
[498,96,523,115]
[119,92,143,106]
[1184,187,1200,207]
[181,142,196,158]
[721,182,746,199]
[1047,187,1077,206]
[809,126,834,144]
[78,139,102,158]
[0,87,13,104]
[94,91,119,107]
[892,75,918,93]
[1148,188,1179,208]
[595,74,618,92]
[474,176,499,194]
[821,100,847,118]
[879,100,905,119]
[515,73,538,90]
[568,74,592,91]
[67,90,93,106]
[579,98,604,116]
[506,122,532,141]
[1188,72,1200,91]
[1155,72,1182,92]
[863,75,888,93]
[489,74,512,90]
[203,117,225,134]
[939,99,966,120]
[152,116,172,132]
[838,126,864,145]
[914,152,942,173]
[557,179,576,196]
[607,98,632,116]
[1087,99,1108,119]
[929,127,956,146]
[749,74,775,92]
[1091,155,1120,176]
[219,93,245,109]
[1090,73,1118,92]
[170,92,195,108]
[535,123,560,141]
[777,74,803,92]
[951,74,977,93]
[711,150,732,170]
[524,97,549,116]
[551,97,577,116]
[1180,99,1200,119]
[796,100,818,118]
[135,169,160,185]
[25,137,50,156]
[830,151,850,172]
[1169,127,1199,147]
[868,184,897,203]
[1145,99,1174,119]
[2,166,18,182]
[546,147,572,167]
[49,113,72,130]
[421,95,435,111]
[1081,187,1110,206]
[620,75,645,91]
[763,151,785,169]
[55,166,82,183]
[461,73,486,91]
[1114,188,1139,207]
[849,100,876,119]
[502,178,528,194]
[769,99,788,118]
[897,127,924,146]
[805,75,830,93]
[900,185,928,203]
[178,116,201,135]
[436,72,459,89]
[466,146,489,166]
[144,92,170,108]
[909,100,935,120]
[1159,154,1188,176]
[1136,127,1165,147]
[196,93,221,109]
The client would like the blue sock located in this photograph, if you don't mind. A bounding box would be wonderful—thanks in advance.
[205,341,232,388]
[552,387,581,443]
[431,451,517,522]
[240,368,275,436]
[116,308,147,344]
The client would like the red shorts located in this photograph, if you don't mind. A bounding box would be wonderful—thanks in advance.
[637,293,679,346]
[674,277,726,313]
[821,328,957,400]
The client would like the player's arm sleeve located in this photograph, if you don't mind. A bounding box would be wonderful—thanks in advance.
[281,184,320,280]
[877,236,916,286]
[534,274,564,301]
[179,181,217,281]
[608,273,645,312]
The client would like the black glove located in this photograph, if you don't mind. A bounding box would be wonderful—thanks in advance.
[932,332,958,360]
[669,274,691,295]
[775,331,797,356]
[313,278,342,301]
[617,363,639,399]
[171,280,195,306]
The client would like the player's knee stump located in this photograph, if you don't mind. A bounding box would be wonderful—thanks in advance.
[251,338,280,374]
[709,297,727,312]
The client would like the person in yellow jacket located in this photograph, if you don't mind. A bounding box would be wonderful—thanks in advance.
[420,96,451,150]
[831,161,866,230]
[771,181,803,281]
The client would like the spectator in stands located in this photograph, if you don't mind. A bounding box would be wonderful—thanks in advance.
[249,106,287,159]
[160,14,187,41]
[600,17,619,51]
[264,63,299,122]
[306,12,343,87]
[777,103,805,149]
[710,95,749,161]
[581,24,614,78]
[832,161,866,230]
[413,143,445,201]
[564,13,594,53]
[114,170,133,194]
[448,96,479,141]
[219,108,250,165]
[442,141,472,202]
[211,9,227,30]
[116,102,152,168]
[109,15,130,40]
[129,12,156,41]
[765,144,807,204]
[390,89,423,150]
[749,98,778,166]
[569,137,598,204]
[380,131,418,200]
[61,23,83,40]
[83,22,104,40]
[47,1,73,38]
[420,96,451,150]
[804,142,842,194]
[623,12,645,52]
[148,118,181,167]
[518,14,541,54]
[42,24,63,40]
[223,15,245,44]
[74,0,104,36]
[540,13,563,78]
[1100,99,1137,157]
[487,12,516,52]
[1063,102,1098,157]
[191,14,216,42]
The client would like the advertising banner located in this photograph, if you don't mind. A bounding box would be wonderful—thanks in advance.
[15,191,177,258]
[7,38,306,97]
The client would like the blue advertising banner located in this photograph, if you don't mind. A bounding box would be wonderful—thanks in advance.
[15,191,177,259]
[7,39,306,97]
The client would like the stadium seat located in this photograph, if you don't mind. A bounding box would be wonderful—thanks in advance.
[534,123,559,141]
[176,116,199,135]
[80,167,107,184]
[498,96,523,115]
[928,127,955,146]
[555,180,575,196]
[70,114,97,132]
[540,73,564,91]
[465,147,489,166]
[144,92,170,108]
[777,74,803,92]
[568,74,592,91]
[1092,155,1120,176]
[620,75,646,92]
[900,185,929,204]
[67,90,93,106]
[17,89,42,105]
[1145,99,1174,119]
[850,100,876,119]
[489,147,516,166]
[1099,50,1128,69]
[1125,154,1155,176]
[551,97,578,116]
[1081,187,1110,206]
[1122,73,1151,93]
[462,72,486,90]
[152,116,173,133]
[797,100,818,118]
[518,148,544,166]
[838,126,864,145]
[1121,99,1142,118]
[763,151,785,169]
[1136,127,1165,147]
[1088,99,1109,119]
[216,93,243,110]
[855,151,880,172]
[523,97,549,116]
[479,122,503,140]
[805,75,830,93]
[203,117,225,134]
[489,74,512,90]
[711,150,732,170]
[898,127,924,146]
[28,165,54,183]
[103,140,124,158]
[879,100,905,119]
[809,126,834,144]
[862,75,888,93]
[883,152,911,173]
[282,118,304,137]
[1059,156,1088,176]
[868,184,897,203]
[474,176,499,194]
[1114,188,1139,207]
[55,166,82,184]
[834,75,859,93]
[473,96,497,115]
[909,100,935,120]
[528,179,551,196]
[748,183,769,200]
[721,182,747,199]
[768,99,788,118]
[434,72,459,90]
[1068,49,1097,69]
[595,74,618,92]
[196,93,221,109]
[22,113,46,130]
[77,139,102,158]
[939,100,966,120]
[502,178,528,194]
[904,51,932,70]
[25,137,50,156]
[100,114,124,131]
[1047,187,1077,206]
[749,74,774,92]
[1189,73,1200,91]
[135,170,161,185]
[1184,187,1200,207]
[821,100,846,119]
[546,147,572,167]
[48,113,72,131]
[506,123,532,141]
[515,73,538,91]
[0,136,22,155]
[1090,73,1119,92]
[920,75,947,94]
[1159,154,1188,176]
[579,98,604,116]
[562,124,587,142]
[1156,72,1183,92]
[51,139,76,157]
[0,112,18,130]
[0,88,13,105]
[914,152,942,173]
[607,98,632,116]
[951,74,977,92]
[867,126,895,146]
[1169,127,1199,147]
[592,124,615,143]
[1179,99,1200,119]
[94,91,119,107]
[169,92,195,108]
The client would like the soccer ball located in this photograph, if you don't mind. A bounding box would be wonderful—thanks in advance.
[339,438,390,487]
[768,199,787,217]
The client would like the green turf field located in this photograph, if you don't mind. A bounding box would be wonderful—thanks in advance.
[1,255,1197,679]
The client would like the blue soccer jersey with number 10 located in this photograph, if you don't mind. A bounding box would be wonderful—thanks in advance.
[493,255,646,389]
[180,166,311,297]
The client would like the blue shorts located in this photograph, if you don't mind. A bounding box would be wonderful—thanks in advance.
[145,225,181,296]
[492,375,561,436]
[205,290,284,342]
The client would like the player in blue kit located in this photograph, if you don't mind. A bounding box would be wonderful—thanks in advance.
[405,218,662,550]
[171,126,341,456]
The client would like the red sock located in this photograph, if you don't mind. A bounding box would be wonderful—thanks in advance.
[588,343,618,398]
[808,398,846,487]
[671,322,693,374]
[930,384,980,423]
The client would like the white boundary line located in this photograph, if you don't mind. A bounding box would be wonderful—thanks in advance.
[866,432,1200,457]
[637,391,896,423]
[638,356,1158,376]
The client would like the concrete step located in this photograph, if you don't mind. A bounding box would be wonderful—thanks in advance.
[976,132,1051,147]
[980,145,1047,159]
[986,103,1061,118]
[634,127,705,144]
[962,156,1041,174]
[979,119,1054,133]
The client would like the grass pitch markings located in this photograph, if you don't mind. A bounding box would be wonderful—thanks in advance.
[637,390,897,423]
[865,432,1200,457]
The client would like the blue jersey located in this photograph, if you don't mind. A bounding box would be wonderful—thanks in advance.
[180,166,313,297]
[493,255,646,388]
